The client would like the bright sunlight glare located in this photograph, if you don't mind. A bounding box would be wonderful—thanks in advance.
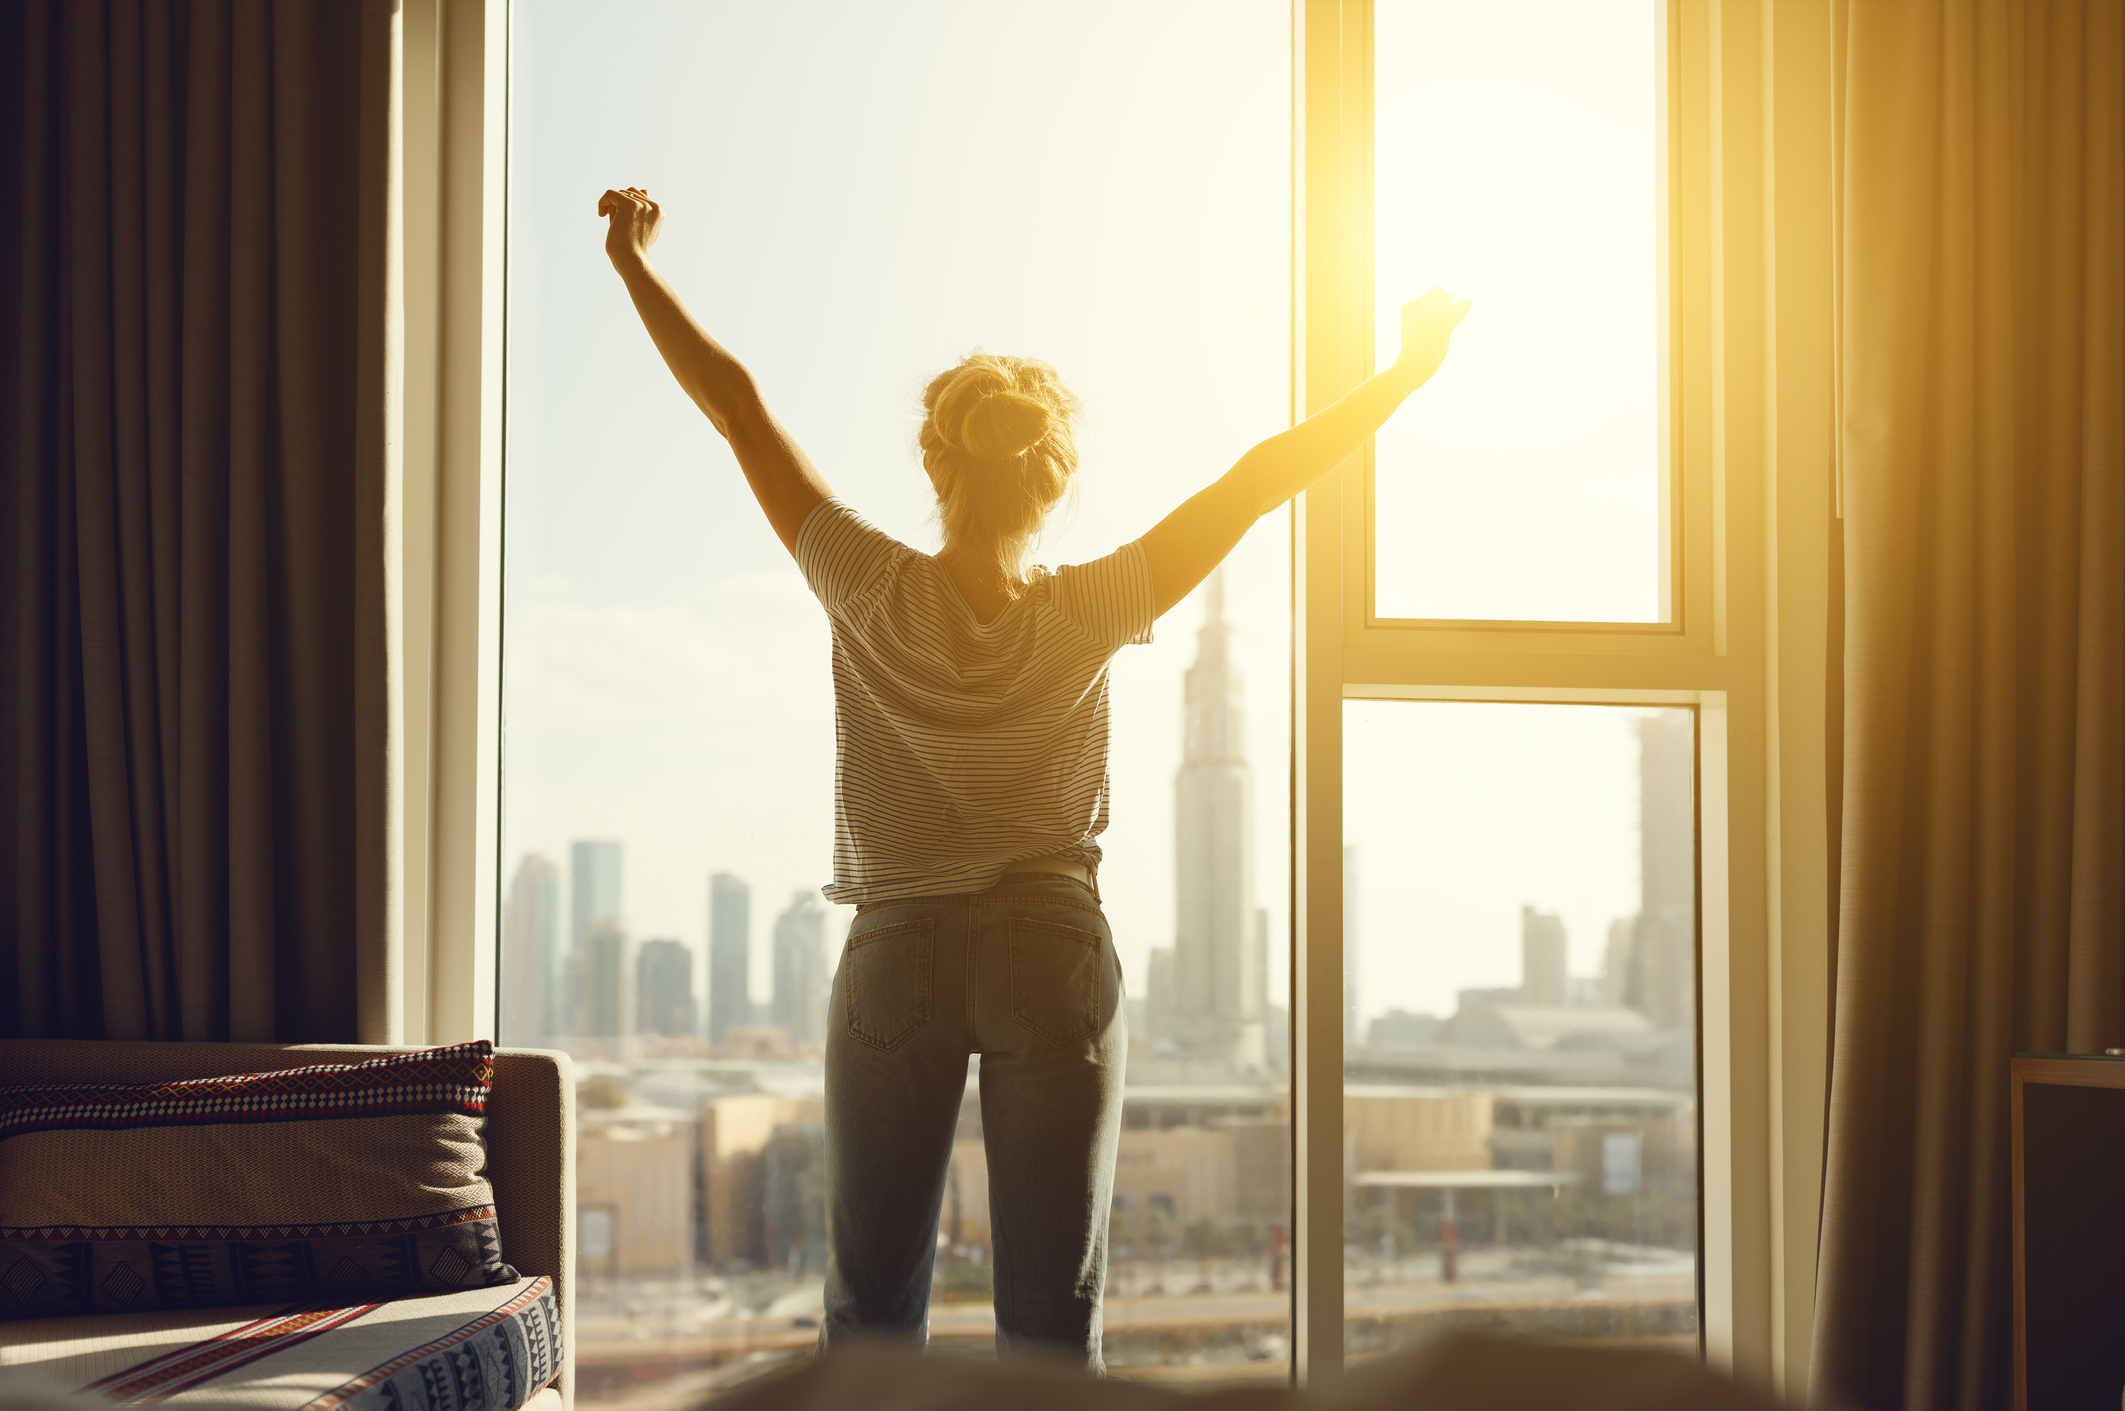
[1373,0,1664,623]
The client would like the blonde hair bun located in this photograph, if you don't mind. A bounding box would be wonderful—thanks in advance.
[947,387,1052,463]
[918,353,1082,596]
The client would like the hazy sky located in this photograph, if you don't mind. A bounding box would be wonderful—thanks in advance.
[501,0,1674,1028]
[1345,702,1677,1018]
[1373,0,1662,622]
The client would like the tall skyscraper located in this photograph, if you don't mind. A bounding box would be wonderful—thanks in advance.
[571,840,624,950]
[501,854,562,1046]
[1343,845,1361,1046]
[708,873,753,1045]
[1145,946,1177,1040]
[1627,712,1695,1032]
[1601,916,1636,1007]
[569,840,624,1037]
[1166,574,1267,1070]
[1520,905,1569,1007]
[770,891,830,1046]
[636,938,699,1038]
[581,918,629,1039]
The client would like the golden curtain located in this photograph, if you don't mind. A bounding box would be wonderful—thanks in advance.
[1812,2,2123,1408]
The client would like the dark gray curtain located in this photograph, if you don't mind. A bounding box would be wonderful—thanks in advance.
[1,0,399,1044]
[1812,2,2124,1408]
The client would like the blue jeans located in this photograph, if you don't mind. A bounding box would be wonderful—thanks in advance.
[818,875,1126,1369]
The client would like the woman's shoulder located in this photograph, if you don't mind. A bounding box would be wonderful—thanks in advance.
[1030,543,1156,650]
[799,498,922,611]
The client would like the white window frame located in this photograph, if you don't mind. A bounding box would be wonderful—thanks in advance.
[401,0,506,1049]
[1292,0,1835,1393]
[405,0,1835,1394]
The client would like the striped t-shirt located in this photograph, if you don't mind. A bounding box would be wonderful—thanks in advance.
[796,497,1157,904]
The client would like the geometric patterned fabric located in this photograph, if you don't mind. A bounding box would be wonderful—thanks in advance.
[0,1275,562,1411]
[0,1044,518,1322]
[0,1043,496,1141]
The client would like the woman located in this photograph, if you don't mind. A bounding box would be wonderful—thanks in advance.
[598,186,1467,1366]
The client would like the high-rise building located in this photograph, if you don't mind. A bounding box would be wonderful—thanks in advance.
[581,918,629,1039]
[501,854,561,1046]
[568,841,624,1037]
[1520,905,1569,1007]
[1343,845,1361,1046]
[1165,573,1267,1071]
[1627,712,1695,1032]
[1145,946,1177,1040]
[636,938,698,1038]
[708,873,753,1045]
[770,891,830,1046]
[571,840,624,949]
[1601,916,1636,1008]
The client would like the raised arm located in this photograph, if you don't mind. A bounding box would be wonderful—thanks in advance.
[1138,287,1470,616]
[599,187,830,554]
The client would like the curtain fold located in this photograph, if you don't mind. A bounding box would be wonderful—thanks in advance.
[1812,3,2124,1409]
[2,0,400,1045]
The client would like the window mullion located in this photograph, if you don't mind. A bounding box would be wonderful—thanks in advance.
[1294,0,1371,1388]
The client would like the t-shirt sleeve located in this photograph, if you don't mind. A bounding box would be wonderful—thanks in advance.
[1049,539,1157,649]
[796,498,909,610]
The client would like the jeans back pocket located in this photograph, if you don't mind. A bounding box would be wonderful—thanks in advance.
[843,917,935,1051]
[1007,917,1103,1047]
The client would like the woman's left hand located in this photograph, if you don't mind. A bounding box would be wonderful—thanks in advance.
[598,187,663,268]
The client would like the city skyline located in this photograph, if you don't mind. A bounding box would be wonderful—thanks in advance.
[504,688,1670,1040]
[505,580,1290,1051]
[502,635,1691,1062]
[503,849,843,1050]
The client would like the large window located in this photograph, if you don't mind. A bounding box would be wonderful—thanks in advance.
[494,0,1721,1391]
[1288,0,1709,1379]
[1322,1,1697,1361]
[502,1,1292,1398]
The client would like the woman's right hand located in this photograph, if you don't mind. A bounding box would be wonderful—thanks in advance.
[1141,283,1470,617]
[598,186,663,270]
[1393,286,1472,382]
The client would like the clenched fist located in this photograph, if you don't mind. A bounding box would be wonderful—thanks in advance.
[1394,287,1472,382]
[598,187,663,269]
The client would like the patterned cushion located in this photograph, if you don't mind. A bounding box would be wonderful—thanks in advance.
[0,1043,519,1322]
[0,1275,562,1411]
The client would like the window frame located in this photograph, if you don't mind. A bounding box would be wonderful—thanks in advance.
[1291,0,1835,1392]
[408,0,1837,1395]
[1350,0,1697,644]
[401,0,508,1049]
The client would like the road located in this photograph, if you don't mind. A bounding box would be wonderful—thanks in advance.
[575,1269,1697,1408]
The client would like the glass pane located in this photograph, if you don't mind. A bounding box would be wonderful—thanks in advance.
[1372,1,1665,622]
[503,2,1291,1397]
[1343,702,1698,1359]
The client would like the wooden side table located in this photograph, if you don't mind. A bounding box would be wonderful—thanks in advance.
[2012,1052,2125,1411]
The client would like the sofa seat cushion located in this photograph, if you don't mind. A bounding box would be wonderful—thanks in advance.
[0,1276,562,1411]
